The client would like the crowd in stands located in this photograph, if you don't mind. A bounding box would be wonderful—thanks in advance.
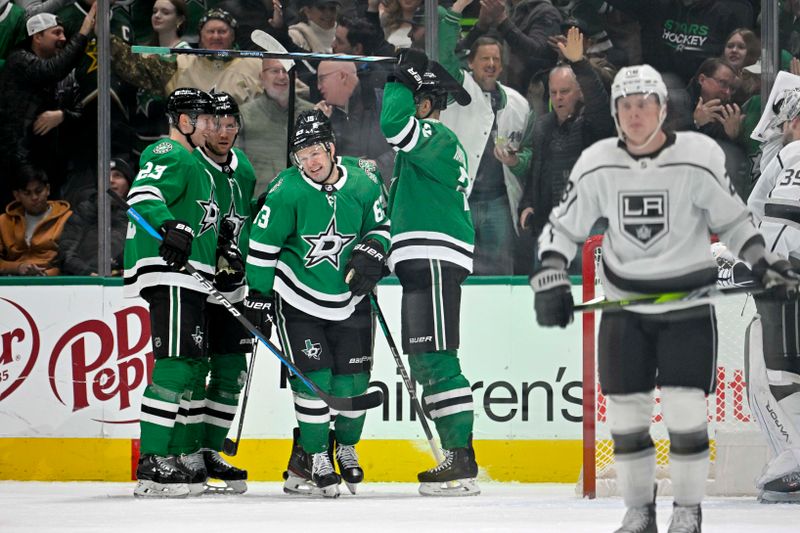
[0,0,798,277]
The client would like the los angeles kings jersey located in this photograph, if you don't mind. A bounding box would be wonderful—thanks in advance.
[124,139,219,298]
[539,131,761,307]
[195,146,256,304]
[380,82,474,272]
[748,140,800,262]
[246,157,390,321]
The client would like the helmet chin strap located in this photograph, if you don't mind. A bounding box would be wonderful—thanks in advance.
[617,105,667,151]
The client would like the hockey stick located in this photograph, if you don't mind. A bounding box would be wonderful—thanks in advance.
[109,191,384,412]
[368,294,446,466]
[221,342,258,456]
[573,283,764,312]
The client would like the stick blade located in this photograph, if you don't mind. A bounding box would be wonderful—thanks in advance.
[320,388,384,411]
[250,29,294,71]
[131,45,171,56]
[222,438,238,457]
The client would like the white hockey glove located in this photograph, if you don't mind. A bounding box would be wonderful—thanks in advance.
[531,267,574,328]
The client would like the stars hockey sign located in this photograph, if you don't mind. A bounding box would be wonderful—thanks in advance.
[619,191,669,249]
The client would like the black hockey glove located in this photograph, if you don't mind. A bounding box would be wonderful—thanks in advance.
[390,48,428,92]
[243,290,275,338]
[751,252,800,298]
[214,241,245,292]
[344,239,387,296]
[158,219,194,269]
[531,267,574,328]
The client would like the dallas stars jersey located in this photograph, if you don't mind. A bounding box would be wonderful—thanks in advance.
[539,131,761,308]
[380,81,474,272]
[194,146,256,303]
[246,156,390,321]
[124,138,219,298]
[0,2,25,71]
[748,140,800,262]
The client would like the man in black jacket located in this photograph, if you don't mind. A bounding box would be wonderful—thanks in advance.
[0,6,96,208]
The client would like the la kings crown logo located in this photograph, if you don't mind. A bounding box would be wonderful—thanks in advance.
[619,191,668,249]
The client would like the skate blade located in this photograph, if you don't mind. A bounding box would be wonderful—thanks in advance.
[758,490,800,504]
[133,480,190,499]
[204,479,247,495]
[283,475,340,498]
[418,479,480,497]
[345,481,358,495]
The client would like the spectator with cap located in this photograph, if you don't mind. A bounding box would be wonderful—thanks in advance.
[0,5,96,208]
[110,8,262,106]
[315,59,395,183]
[0,165,73,276]
[289,0,341,53]
[58,157,132,276]
[238,57,316,197]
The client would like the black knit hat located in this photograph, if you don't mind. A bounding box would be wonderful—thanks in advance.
[110,157,134,185]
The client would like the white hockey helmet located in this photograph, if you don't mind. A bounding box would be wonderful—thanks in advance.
[610,64,668,143]
[766,87,800,131]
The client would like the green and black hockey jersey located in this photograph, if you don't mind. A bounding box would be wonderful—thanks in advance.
[194,146,256,303]
[246,156,390,321]
[379,81,474,272]
[124,138,219,297]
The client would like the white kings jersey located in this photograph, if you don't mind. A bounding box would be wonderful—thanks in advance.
[748,139,800,262]
[538,131,762,310]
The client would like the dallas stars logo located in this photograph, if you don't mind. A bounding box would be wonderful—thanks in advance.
[302,339,322,360]
[223,200,246,246]
[196,186,220,237]
[301,217,356,269]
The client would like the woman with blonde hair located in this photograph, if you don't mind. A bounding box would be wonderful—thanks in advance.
[380,0,422,49]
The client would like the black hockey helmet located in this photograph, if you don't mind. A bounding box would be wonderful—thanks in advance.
[166,87,215,125]
[291,109,336,153]
[210,91,240,116]
[414,61,471,112]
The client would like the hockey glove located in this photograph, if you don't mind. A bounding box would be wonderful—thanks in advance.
[214,241,245,292]
[751,252,800,298]
[243,290,275,338]
[345,239,387,296]
[531,267,574,328]
[158,219,194,269]
[390,48,428,92]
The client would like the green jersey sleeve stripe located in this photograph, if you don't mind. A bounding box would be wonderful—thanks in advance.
[386,116,420,152]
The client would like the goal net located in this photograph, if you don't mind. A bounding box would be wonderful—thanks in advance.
[579,235,766,498]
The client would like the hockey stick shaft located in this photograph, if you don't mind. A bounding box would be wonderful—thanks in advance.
[574,283,760,312]
[221,343,257,456]
[109,191,383,412]
[369,294,445,465]
[131,45,397,64]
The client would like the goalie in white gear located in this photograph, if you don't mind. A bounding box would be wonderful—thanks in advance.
[744,89,800,503]
[531,64,800,532]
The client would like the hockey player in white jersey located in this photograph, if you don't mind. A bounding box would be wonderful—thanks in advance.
[532,65,799,532]
[745,88,800,503]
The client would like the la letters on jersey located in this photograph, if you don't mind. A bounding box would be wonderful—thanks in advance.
[619,191,669,248]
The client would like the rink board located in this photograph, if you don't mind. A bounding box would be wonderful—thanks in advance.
[0,278,584,482]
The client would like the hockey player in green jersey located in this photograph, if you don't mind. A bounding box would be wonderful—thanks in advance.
[124,87,219,499]
[168,91,255,495]
[380,49,480,496]
[245,109,390,498]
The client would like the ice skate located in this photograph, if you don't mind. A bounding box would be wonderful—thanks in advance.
[178,451,208,496]
[417,439,480,497]
[758,469,800,503]
[667,503,701,533]
[613,503,657,533]
[134,454,191,498]
[311,451,341,498]
[203,450,247,494]
[283,428,338,498]
[335,443,363,495]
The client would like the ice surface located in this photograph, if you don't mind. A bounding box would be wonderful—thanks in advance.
[0,482,796,532]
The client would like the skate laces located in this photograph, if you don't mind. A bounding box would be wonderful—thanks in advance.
[669,505,700,533]
[155,455,181,474]
[620,505,654,532]
[336,445,359,469]
[206,450,233,469]
[429,449,454,473]
[179,452,205,473]
[312,452,335,476]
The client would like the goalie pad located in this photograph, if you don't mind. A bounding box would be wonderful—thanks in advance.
[746,317,800,491]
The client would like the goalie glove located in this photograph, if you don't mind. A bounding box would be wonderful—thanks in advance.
[390,48,428,92]
[531,267,574,328]
[243,290,274,338]
[158,219,194,269]
[344,239,387,296]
